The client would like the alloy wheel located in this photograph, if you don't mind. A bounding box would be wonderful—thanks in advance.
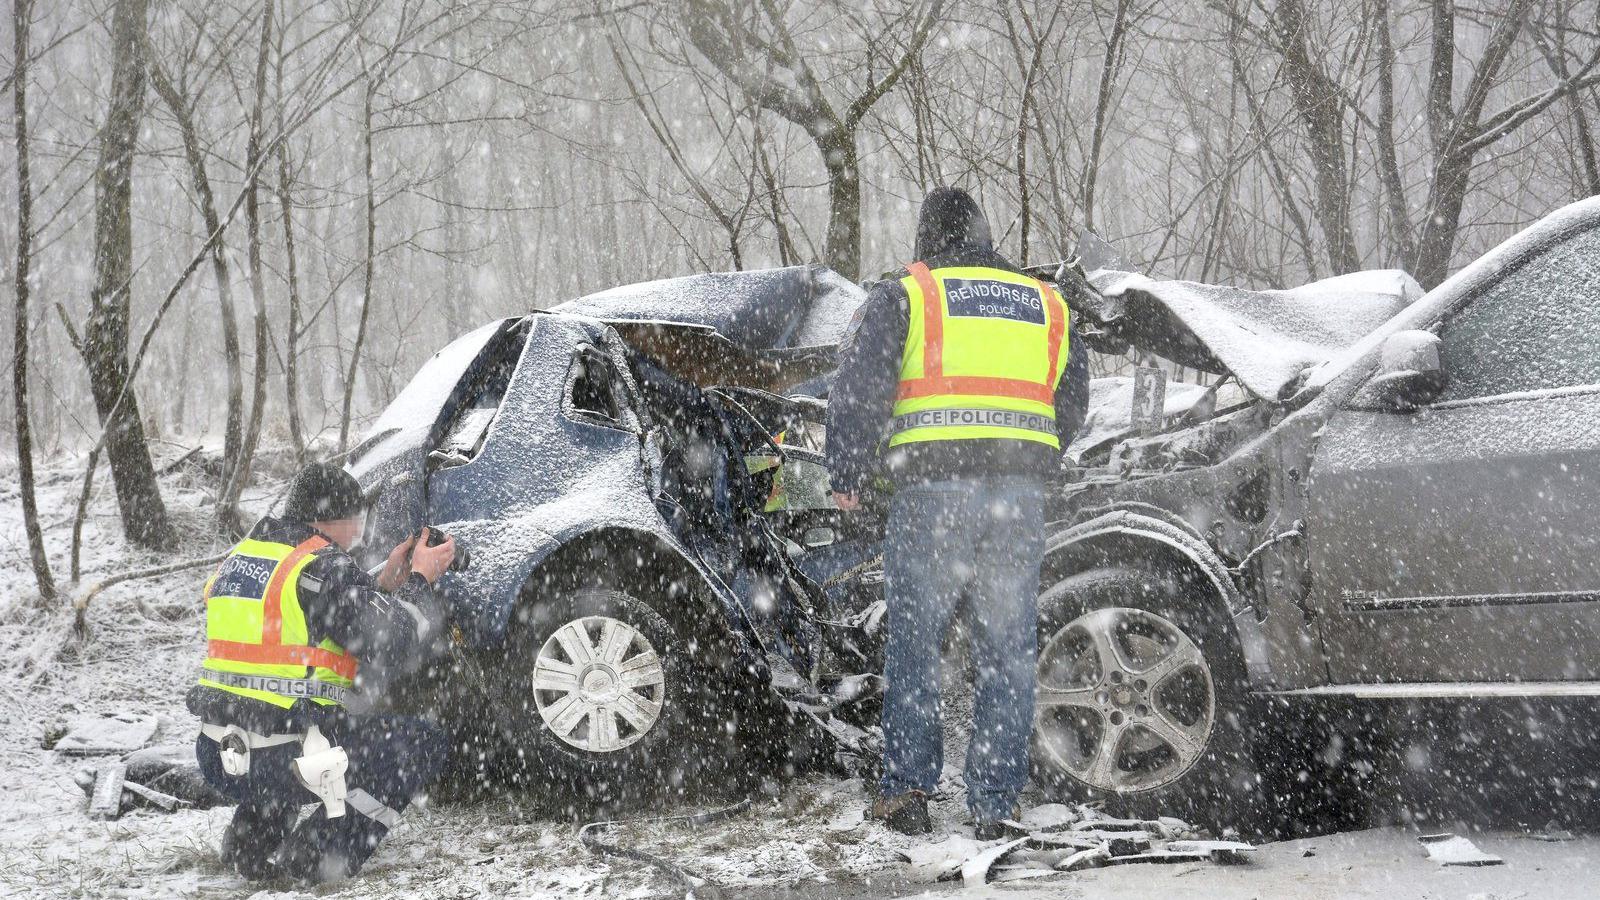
[532,615,667,753]
[1035,606,1215,793]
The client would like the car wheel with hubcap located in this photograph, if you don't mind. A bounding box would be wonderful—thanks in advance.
[531,614,667,754]
[1032,565,1266,831]
[1036,606,1216,794]
[491,585,698,805]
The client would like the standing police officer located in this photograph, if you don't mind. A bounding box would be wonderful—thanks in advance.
[190,462,456,883]
[827,187,1090,839]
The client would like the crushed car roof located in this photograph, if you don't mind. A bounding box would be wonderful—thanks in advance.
[552,264,867,354]
[1079,269,1424,400]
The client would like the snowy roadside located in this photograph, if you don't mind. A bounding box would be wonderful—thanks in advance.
[963,827,1600,900]
[0,451,920,898]
[3,450,1597,899]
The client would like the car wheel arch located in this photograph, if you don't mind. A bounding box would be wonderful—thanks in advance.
[510,526,758,676]
[1045,511,1274,687]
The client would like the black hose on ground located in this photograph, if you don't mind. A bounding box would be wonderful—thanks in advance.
[577,797,753,899]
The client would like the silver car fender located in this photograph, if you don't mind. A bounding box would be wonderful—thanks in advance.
[1045,507,1274,688]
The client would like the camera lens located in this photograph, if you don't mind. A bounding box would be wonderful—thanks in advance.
[416,526,467,571]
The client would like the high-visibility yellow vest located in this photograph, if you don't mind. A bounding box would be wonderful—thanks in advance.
[198,535,359,709]
[889,262,1069,449]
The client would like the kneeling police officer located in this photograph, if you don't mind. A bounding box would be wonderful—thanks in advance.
[190,462,456,883]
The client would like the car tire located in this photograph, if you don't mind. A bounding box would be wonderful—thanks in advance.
[1030,565,1272,833]
[489,585,705,808]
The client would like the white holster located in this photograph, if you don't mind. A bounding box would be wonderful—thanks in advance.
[200,723,301,777]
[292,724,349,818]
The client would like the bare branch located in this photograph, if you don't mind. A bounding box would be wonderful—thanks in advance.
[845,0,945,129]
[1464,53,1600,155]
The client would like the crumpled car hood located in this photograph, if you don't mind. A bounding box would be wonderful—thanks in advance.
[1078,269,1423,399]
[553,264,867,354]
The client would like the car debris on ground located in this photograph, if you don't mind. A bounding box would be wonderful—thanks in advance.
[1417,832,1504,867]
[73,743,229,820]
[897,802,1255,887]
[48,712,158,756]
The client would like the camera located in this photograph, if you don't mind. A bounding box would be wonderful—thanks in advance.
[415,526,471,572]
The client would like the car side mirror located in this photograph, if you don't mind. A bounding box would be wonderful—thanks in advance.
[1367,330,1448,411]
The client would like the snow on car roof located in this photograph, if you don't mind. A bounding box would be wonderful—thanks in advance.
[552,264,867,353]
[1086,269,1422,400]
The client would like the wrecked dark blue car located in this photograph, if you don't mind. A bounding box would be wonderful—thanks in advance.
[346,266,876,788]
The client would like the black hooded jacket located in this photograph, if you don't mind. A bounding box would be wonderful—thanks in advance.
[187,516,447,735]
[825,188,1091,495]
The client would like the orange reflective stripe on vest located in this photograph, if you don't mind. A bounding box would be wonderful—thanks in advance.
[205,536,359,682]
[910,262,944,376]
[888,261,1069,448]
[895,261,1067,407]
[896,375,1057,405]
[205,638,357,681]
[263,536,322,645]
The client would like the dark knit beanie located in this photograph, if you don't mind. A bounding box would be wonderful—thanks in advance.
[914,186,993,261]
[282,462,365,523]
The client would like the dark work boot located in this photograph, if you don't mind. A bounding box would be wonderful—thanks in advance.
[972,804,1024,842]
[279,809,391,885]
[220,803,295,881]
[869,790,932,836]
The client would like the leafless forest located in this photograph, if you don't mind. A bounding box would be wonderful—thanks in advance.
[3,0,1598,584]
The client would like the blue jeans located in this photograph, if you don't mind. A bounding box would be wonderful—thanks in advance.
[880,476,1044,821]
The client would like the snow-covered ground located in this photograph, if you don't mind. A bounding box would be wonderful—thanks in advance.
[2,449,1597,899]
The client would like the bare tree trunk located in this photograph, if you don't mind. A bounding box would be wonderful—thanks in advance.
[1564,90,1600,196]
[678,0,943,280]
[1413,0,1539,287]
[1197,59,1242,283]
[11,0,56,601]
[1533,1,1600,196]
[753,120,796,266]
[271,10,305,457]
[1003,1,1058,264]
[339,81,377,453]
[1034,105,1072,258]
[82,0,173,549]
[1371,0,1416,267]
[146,60,243,483]
[1413,151,1474,288]
[816,123,861,276]
[1250,0,1585,287]
[1082,0,1131,234]
[218,0,274,529]
[278,126,306,459]
[69,449,101,581]
[1230,51,1319,279]
[605,28,746,271]
[1272,0,1358,273]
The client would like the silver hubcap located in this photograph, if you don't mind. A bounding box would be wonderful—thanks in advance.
[532,615,666,753]
[1035,607,1215,793]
